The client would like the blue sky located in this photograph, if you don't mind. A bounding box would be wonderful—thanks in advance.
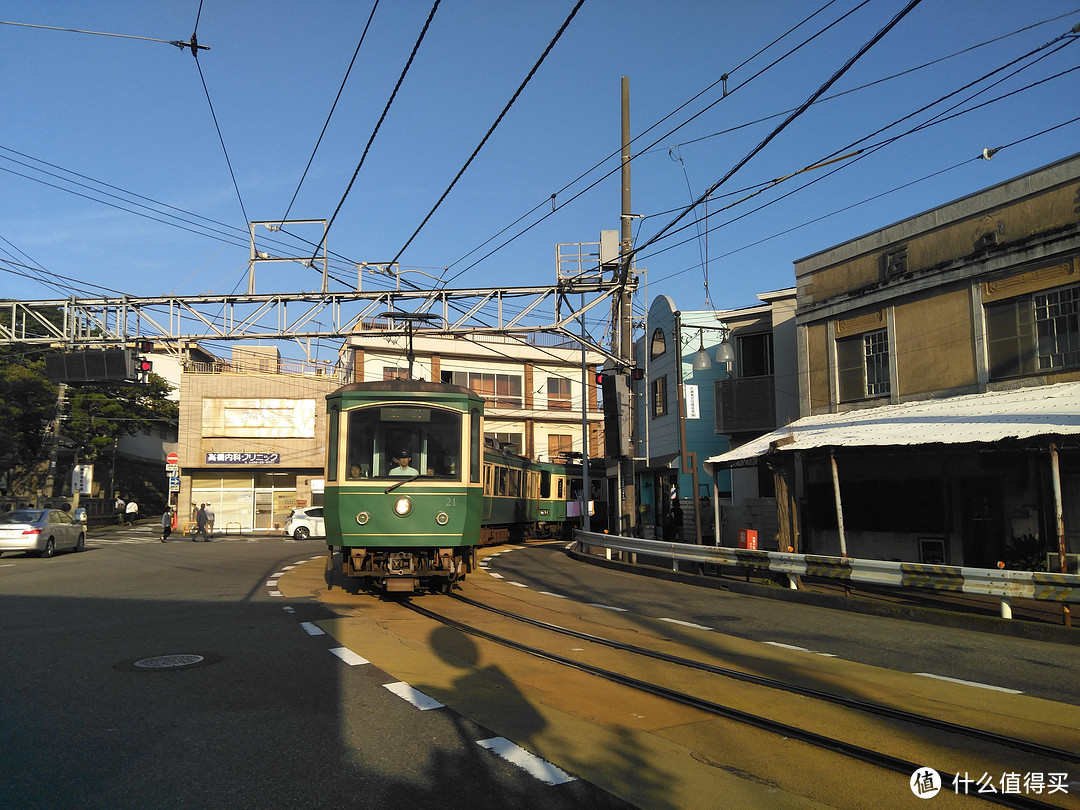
[3,1,1079,355]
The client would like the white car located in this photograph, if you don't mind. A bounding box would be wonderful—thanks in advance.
[0,509,86,558]
[283,507,324,540]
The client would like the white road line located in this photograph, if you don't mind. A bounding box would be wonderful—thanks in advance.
[300,622,325,636]
[763,641,836,657]
[509,581,529,588]
[383,682,444,710]
[915,673,1023,694]
[487,571,505,579]
[587,603,627,612]
[659,617,712,630]
[266,579,278,587]
[329,647,369,666]
[268,590,283,597]
[539,591,569,599]
[476,737,576,785]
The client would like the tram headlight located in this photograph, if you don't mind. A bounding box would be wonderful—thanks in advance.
[393,497,412,517]
[355,511,370,525]
[436,512,450,526]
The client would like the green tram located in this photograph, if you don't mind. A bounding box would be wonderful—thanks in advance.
[324,380,571,593]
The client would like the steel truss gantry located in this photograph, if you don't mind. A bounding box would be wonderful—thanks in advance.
[1,278,636,366]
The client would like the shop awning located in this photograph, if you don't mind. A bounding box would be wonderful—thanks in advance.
[706,381,1080,468]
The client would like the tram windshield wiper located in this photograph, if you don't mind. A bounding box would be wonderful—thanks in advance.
[384,474,421,494]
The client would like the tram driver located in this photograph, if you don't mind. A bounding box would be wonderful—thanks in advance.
[389,450,419,477]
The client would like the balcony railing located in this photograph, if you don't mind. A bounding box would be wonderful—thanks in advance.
[184,359,347,380]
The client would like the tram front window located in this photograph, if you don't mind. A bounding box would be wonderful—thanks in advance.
[346,406,461,480]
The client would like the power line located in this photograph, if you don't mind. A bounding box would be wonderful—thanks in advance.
[389,0,588,267]
[632,0,927,262]
[280,0,381,223]
[443,0,873,285]
[314,0,443,262]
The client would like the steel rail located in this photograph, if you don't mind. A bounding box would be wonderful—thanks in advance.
[400,597,1071,810]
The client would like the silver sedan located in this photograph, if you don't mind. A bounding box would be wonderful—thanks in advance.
[0,509,86,558]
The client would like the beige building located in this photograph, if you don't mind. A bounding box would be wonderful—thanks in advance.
[711,153,1080,570]
[175,346,340,532]
[345,328,605,463]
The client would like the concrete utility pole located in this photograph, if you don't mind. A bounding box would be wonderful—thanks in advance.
[618,76,636,535]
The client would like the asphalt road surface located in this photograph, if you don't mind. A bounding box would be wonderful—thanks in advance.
[0,533,631,809]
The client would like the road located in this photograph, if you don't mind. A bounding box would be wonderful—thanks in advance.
[0,528,630,809]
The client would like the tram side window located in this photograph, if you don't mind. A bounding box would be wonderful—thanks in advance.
[540,470,551,499]
[497,467,508,496]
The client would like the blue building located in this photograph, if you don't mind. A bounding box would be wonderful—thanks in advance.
[632,295,732,542]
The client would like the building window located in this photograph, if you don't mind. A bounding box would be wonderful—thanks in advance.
[547,434,573,460]
[986,283,1080,379]
[650,328,667,359]
[737,332,773,377]
[485,432,522,453]
[383,366,409,381]
[651,375,668,417]
[837,329,890,402]
[441,371,523,408]
[547,376,572,410]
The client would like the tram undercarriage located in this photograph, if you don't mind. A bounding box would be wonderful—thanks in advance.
[338,546,476,593]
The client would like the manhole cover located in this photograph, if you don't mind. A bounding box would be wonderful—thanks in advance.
[115,652,221,672]
[134,654,205,670]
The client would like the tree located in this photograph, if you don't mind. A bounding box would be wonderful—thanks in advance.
[65,373,178,462]
[0,306,179,498]
[0,347,58,494]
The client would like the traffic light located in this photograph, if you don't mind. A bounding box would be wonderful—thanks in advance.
[135,357,153,381]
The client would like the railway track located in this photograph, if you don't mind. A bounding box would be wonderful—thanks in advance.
[401,593,1079,810]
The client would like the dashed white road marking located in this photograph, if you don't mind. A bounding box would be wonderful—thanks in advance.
[539,591,569,599]
[476,737,576,785]
[384,681,444,710]
[915,673,1023,694]
[329,646,369,666]
[268,590,283,597]
[659,617,712,631]
[764,641,837,658]
[266,579,278,587]
[300,621,325,636]
[587,603,627,612]
[509,581,529,588]
[487,571,505,579]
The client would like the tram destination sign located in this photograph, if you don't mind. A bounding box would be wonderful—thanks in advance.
[205,452,281,464]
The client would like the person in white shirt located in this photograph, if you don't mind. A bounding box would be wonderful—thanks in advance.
[389,451,419,477]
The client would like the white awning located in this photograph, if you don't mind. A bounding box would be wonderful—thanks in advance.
[706,381,1080,467]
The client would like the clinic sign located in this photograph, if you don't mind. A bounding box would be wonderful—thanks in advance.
[205,452,281,464]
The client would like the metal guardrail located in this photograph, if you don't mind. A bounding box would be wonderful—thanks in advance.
[574,530,1080,621]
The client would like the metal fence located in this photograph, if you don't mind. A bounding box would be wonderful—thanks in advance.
[574,530,1080,621]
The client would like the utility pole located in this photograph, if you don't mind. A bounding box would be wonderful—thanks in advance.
[618,76,636,535]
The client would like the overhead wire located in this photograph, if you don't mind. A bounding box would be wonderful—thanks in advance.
[442,0,874,285]
[639,32,1080,265]
[313,0,442,263]
[631,0,927,263]
[388,0,587,268]
[279,0,381,225]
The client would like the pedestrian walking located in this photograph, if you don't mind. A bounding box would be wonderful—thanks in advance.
[193,503,209,541]
[114,496,126,525]
[160,506,174,542]
[125,498,139,526]
[204,503,215,538]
